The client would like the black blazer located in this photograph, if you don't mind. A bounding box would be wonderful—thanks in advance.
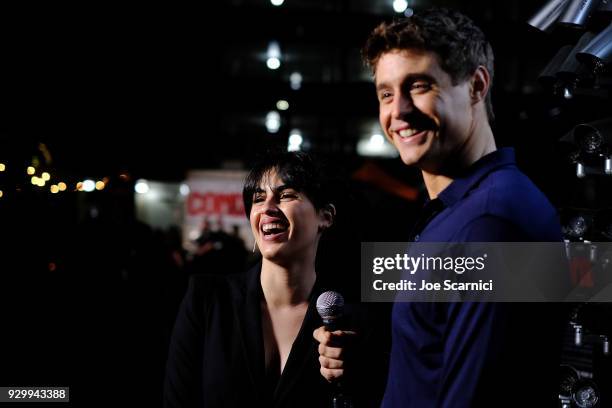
[163,264,389,408]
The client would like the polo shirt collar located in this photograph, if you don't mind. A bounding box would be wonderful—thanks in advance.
[436,148,516,207]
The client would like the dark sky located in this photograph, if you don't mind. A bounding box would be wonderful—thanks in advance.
[1,3,218,180]
[1,1,610,183]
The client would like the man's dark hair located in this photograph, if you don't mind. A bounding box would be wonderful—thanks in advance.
[362,7,495,123]
[242,151,333,218]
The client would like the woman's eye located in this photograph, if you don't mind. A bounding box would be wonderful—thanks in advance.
[252,195,265,203]
[280,192,297,200]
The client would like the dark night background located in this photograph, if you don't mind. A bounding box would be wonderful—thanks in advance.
[0,1,611,406]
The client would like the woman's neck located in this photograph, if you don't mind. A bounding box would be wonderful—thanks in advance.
[260,259,316,308]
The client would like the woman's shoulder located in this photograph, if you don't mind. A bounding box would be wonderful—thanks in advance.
[186,263,261,303]
[188,270,246,288]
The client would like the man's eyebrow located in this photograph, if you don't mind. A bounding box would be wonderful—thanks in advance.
[375,74,435,91]
[376,81,391,92]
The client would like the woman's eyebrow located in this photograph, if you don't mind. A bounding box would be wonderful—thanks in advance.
[272,184,297,194]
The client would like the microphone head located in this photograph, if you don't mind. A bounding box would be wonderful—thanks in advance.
[316,291,345,323]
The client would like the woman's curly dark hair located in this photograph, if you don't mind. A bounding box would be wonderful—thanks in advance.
[242,151,334,219]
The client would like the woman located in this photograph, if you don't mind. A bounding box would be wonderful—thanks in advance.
[163,151,388,407]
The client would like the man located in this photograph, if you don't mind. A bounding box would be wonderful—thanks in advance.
[315,8,564,407]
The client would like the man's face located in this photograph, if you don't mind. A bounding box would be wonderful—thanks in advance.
[375,49,474,172]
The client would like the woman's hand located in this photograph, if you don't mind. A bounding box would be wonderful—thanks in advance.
[313,326,357,382]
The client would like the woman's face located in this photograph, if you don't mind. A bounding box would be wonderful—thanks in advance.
[249,170,327,265]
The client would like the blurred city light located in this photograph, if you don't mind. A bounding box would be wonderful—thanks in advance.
[276,100,289,111]
[135,179,150,194]
[266,41,281,70]
[357,133,398,158]
[180,183,190,196]
[82,179,96,192]
[288,129,303,152]
[266,57,281,70]
[290,72,302,90]
[266,111,281,133]
[393,0,408,13]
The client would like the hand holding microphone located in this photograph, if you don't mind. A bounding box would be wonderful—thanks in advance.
[313,291,357,407]
[314,291,356,381]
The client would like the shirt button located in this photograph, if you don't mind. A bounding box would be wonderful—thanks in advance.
[414,234,420,242]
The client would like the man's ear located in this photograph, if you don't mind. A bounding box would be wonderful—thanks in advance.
[470,65,490,105]
[319,204,336,231]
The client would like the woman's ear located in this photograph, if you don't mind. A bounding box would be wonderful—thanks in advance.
[319,203,336,231]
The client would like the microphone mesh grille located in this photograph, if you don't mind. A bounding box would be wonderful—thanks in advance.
[316,291,345,320]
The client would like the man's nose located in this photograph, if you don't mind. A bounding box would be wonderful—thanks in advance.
[391,93,414,119]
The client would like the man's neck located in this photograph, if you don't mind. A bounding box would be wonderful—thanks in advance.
[422,121,497,199]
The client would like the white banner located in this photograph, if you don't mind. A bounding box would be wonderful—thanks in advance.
[183,170,252,251]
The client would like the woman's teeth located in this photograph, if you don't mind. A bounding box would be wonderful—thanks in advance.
[262,223,287,234]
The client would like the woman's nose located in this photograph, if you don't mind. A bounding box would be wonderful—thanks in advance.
[260,196,281,214]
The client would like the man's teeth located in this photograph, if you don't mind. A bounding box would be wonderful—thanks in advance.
[398,129,419,138]
[262,223,287,233]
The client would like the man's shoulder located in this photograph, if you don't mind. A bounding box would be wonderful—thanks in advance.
[477,167,554,215]
[462,166,561,240]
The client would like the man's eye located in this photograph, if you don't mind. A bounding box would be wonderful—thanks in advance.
[380,91,392,100]
[253,195,265,203]
[410,82,431,92]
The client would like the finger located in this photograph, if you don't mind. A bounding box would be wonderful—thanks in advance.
[318,343,344,359]
[330,330,357,337]
[313,327,332,344]
[325,330,358,347]
[319,355,344,369]
[320,367,344,382]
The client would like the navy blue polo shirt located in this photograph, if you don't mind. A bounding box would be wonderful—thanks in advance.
[382,148,563,408]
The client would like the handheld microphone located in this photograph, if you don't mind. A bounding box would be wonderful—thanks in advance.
[316,291,353,408]
[316,291,345,331]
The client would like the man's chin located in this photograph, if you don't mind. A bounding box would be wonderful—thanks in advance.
[397,150,421,167]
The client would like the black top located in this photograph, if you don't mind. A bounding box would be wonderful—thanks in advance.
[164,263,389,408]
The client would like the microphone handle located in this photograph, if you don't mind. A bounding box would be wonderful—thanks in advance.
[323,318,340,332]
[332,382,353,408]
